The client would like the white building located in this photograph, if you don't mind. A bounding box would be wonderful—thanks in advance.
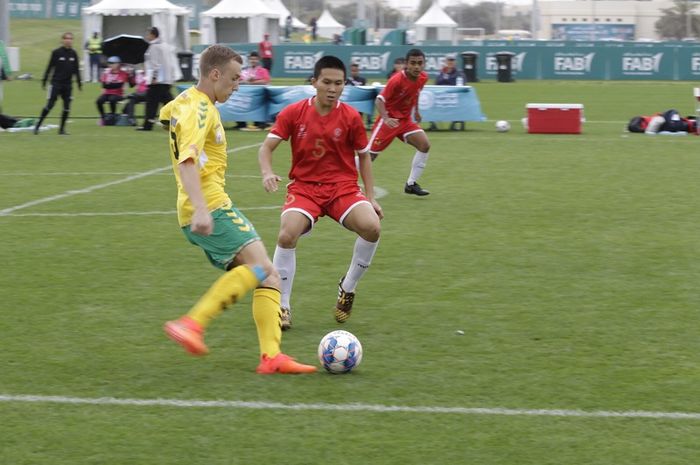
[534,0,679,41]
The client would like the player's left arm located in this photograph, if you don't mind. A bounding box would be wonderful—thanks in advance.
[258,136,284,192]
[414,76,428,123]
[73,51,82,90]
[413,94,422,123]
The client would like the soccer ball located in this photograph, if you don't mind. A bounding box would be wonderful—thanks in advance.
[318,330,363,374]
[495,120,511,132]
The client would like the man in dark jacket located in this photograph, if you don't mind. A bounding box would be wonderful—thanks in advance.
[34,32,82,135]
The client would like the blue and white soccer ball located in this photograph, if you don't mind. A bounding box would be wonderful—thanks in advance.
[318,330,363,374]
[495,120,511,132]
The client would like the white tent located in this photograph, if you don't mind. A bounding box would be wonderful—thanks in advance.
[414,1,457,44]
[82,0,190,52]
[262,0,306,29]
[316,9,344,39]
[200,0,280,45]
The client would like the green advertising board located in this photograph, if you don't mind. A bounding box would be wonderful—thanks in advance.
[0,40,12,73]
[9,0,47,18]
[52,0,91,18]
[193,41,700,81]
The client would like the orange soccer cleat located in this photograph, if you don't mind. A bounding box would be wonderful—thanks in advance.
[164,316,209,356]
[256,353,317,374]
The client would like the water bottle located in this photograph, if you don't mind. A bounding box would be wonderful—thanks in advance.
[456,75,464,86]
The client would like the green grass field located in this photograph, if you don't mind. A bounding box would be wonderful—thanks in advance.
[2,17,700,465]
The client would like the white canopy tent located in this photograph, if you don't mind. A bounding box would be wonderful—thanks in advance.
[82,0,191,52]
[414,1,457,44]
[261,0,306,29]
[200,0,280,45]
[316,9,345,39]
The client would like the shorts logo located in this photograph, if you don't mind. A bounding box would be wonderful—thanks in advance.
[284,193,296,205]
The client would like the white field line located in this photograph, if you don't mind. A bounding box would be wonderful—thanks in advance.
[0,173,262,178]
[0,143,262,217]
[6,206,280,217]
[0,394,699,420]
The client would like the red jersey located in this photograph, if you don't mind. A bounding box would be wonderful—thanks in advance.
[100,69,131,97]
[259,40,273,59]
[270,97,369,184]
[379,70,429,120]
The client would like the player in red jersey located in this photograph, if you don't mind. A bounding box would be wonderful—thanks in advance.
[367,48,432,196]
[258,55,383,330]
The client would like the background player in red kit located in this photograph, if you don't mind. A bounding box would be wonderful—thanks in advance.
[258,55,383,330]
[367,48,432,196]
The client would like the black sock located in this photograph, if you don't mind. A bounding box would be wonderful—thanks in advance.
[60,110,69,132]
[35,108,49,129]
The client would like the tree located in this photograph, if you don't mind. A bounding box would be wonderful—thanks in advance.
[418,0,432,18]
[656,0,700,39]
[331,2,404,29]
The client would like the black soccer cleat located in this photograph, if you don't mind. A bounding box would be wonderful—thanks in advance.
[334,277,355,323]
[404,182,430,196]
[280,307,292,331]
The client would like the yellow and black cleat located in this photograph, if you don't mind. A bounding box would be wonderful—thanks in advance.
[334,277,355,323]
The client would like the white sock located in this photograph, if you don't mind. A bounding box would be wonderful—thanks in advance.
[273,246,296,310]
[342,237,379,293]
[407,151,429,185]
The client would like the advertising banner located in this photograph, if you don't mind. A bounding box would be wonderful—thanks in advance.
[418,85,486,122]
[196,42,700,81]
[52,0,90,18]
[9,0,46,18]
[184,84,485,123]
[607,48,676,80]
[216,85,268,123]
[266,85,318,118]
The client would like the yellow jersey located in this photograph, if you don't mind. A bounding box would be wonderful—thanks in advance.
[160,87,231,227]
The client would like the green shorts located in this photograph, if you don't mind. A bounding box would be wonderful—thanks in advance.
[182,207,260,270]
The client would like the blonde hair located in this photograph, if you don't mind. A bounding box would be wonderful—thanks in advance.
[199,45,242,77]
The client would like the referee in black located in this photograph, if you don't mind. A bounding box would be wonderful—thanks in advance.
[34,32,82,135]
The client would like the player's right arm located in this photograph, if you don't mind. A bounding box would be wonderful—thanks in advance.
[259,106,295,192]
[42,50,56,88]
[178,159,213,235]
[375,97,398,128]
[163,99,212,235]
[258,137,284,192]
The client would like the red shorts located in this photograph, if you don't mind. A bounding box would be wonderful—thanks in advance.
[282,180,370,228]
[366,117,424,153]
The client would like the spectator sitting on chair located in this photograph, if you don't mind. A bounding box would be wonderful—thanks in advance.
[121,69,148,126]
[237,51,271,131]
[431,54,465,131]
[96,56,132,126]
[346,63,366,86]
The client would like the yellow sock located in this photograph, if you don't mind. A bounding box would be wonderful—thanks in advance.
[252,288,282,357]
[187,265,262,329]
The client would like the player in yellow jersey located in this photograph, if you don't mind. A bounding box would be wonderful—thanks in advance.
[161,45,316,374]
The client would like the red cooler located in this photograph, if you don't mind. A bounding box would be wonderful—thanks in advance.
[526,103,584,134]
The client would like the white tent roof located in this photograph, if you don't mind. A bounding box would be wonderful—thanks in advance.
[201,0,279,18]
[317,9,344,29]
[414,3,457,27]
[262,0,306,28]
[84,0,189,15]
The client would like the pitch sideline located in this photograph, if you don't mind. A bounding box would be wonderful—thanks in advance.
[0,393,698,420]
